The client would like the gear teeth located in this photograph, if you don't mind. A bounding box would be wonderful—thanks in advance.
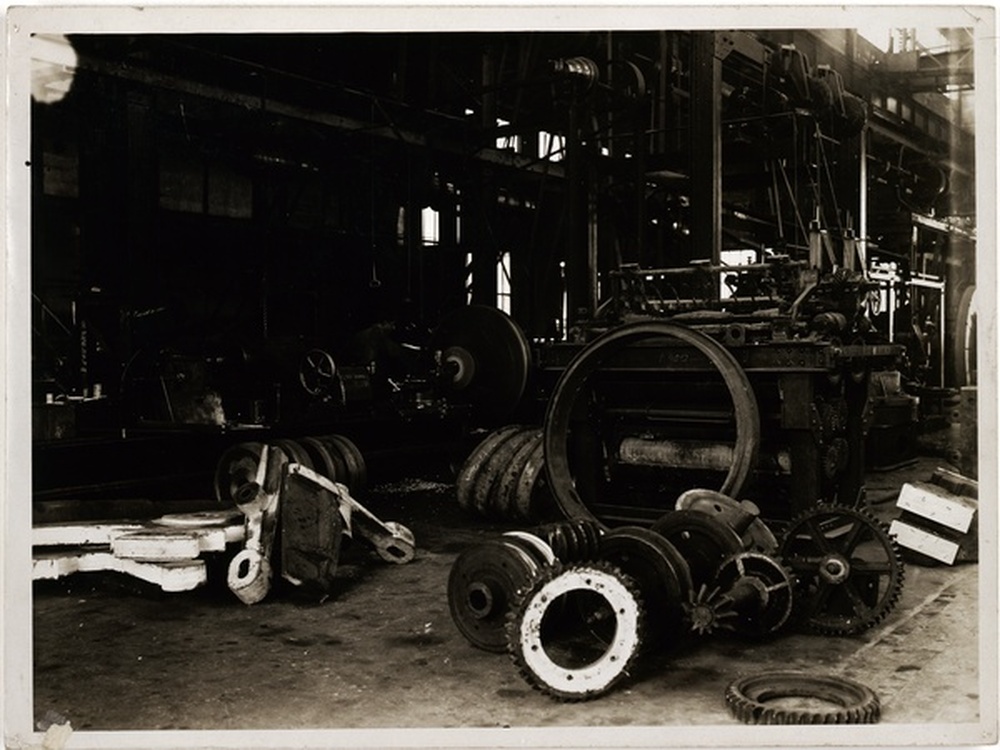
[778,504,905,636]
[725,672,880,725]
[505,560,647,701]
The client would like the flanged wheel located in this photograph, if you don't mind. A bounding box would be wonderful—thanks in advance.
[448,538,541,652]
[299,436,345,483]
[472,428,540,517]
[725,671,880,724]
[676,489,779,555]
[778,505,904,635]
[430,305,531,425]
[494,430,544,520]
[598,526,692,637]
[543,321,760,528]
[214,442,265,505]
[322,434,368,495]
[506,561,646,701]
[651,509,745,588]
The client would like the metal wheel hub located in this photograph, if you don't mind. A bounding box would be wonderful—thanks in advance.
[818,554,850,584]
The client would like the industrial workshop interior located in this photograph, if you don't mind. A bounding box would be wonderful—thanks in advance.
[8,11,996,748]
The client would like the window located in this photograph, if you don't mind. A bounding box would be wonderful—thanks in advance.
[421,207,440,245]
[719,249,758,300]
[538,131,565,162]
[497,251,512,314]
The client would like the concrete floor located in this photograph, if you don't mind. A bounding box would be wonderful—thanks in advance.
[29,455,988,743]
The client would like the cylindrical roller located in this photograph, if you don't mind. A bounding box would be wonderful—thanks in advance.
[214,442,265,505]
[494,430,543,521]
[472,428,539,517]
[455,426,522,511]
[618,438,735,472]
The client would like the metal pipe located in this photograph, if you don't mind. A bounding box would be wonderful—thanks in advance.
[618,437,734,471]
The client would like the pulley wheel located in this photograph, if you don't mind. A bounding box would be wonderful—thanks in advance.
[514,438,548,521]
[214,441,265,505]
[299,436,345,484]
[494,430,544,521]
[472,428,539,517]
[322,434,367,495]
[447,538,541,652]
[676,489,779,555]
[544,321,760,528]
[430,305,532,425]
[598,526,692,636]
[503,530,558,567]
[273,439,313,470]
[651,509,744,588]
[455,426,522,511]
[713,552,794,637]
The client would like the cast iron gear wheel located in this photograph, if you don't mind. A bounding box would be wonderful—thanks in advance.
[506,561,646,701]
[778,505,904,636]
[725,671,880,724]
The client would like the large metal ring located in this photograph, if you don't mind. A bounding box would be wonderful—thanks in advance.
[506,561,645,701]
[543,321,760,527]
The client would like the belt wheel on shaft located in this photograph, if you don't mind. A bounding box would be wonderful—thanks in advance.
[650,509,744,589]
[778,504,904,635]
[506,561,646,701]
[725,671,880,724]
[447,537,543,652]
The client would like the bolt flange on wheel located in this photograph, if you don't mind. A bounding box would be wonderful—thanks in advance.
[506,561,646,701]
[725,671,880,724]
[779,505,904,635]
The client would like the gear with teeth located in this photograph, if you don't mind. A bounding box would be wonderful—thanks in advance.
[778,505,904,635]
[506,561,646,701]
[725,671,881,724]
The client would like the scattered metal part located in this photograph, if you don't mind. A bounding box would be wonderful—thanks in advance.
[543,321,761,525]
[725,671,880,724]
[214,441,265,505]
[598,526,693,637]
[323,434,368,494]
[675,489,779,554]
[287,463,414,564]
[227,444,287,604]
[506,561,646,701]
[514,438,548,521]
[778,505,904,635]
[685,552,793,637]
[472,428,539,517]
[536,519,604,562]
[494,429,543,520]
[503,530,558,567]
[280,461,344,594]
[650,509,745,588]
[448,538,541,652]
[455,426,522,511]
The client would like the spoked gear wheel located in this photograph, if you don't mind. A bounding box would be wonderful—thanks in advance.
[778,505,904,635]
[506,561,646,701]
[725,671,880,724]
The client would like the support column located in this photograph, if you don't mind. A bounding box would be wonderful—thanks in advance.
[690,31,722,268]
